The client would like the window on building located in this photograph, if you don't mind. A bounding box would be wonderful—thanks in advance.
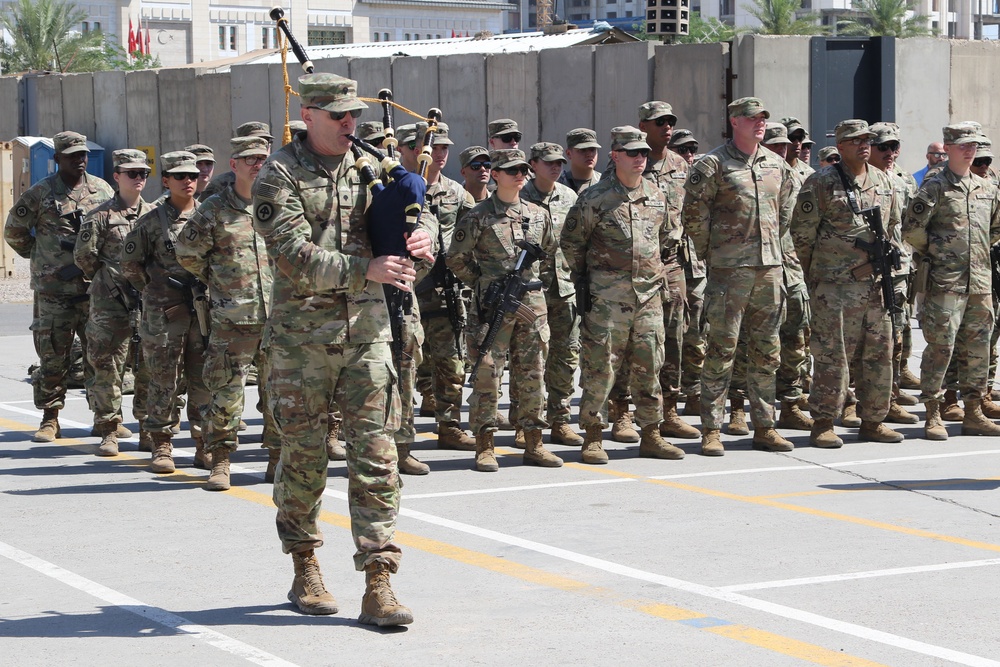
[405,33,411,40]
[626,10,633,16]
[94,21,100,31]
[436,34,441,38]
[373,32,380,41]
[426,33,432,39]
[607,11,617,17]
[81,21,89,32]
[308,29,347,45]
[230,26,237,50]
[262,26,269,48]
[219,26,226,50]
[384,32,390,40]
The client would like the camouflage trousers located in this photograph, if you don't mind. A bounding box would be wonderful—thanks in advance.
[140,306,208,434]
[393,307,424,444]
[268,340,402,571]
[84,295,147,427]
[31,292,93,410]
[680,272,707,399]
[808,281,892,422]
[919,290,994,401]
[944,294,1000,391]
[544,292,580,425]
[579,294,664,429]
[700,266,783,430]
[466,307,549,434]
[202,324,279,454]
[415,313,464,423]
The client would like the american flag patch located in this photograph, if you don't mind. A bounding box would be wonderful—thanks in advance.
[256,182,281,202]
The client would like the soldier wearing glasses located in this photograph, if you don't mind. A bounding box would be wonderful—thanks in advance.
[818,147,841,166]
[74,149,150,456]
[488,119,521,150]
[176,136,278,491]
[669,129,699,165]
[562,126,687,465]
[460,146,492,203]
[781,117,815,184]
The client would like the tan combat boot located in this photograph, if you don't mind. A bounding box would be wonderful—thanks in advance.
[752,427,793,452]
[639,423,685,460]
[961,398,1000,436]
[91,423,133,438]
[138,429,154,453]
[776,400,813,431]
[326,417,346,461]
[840,403,862,428]
[288,550,339,615]
[359,561,413,627]
[149,433,175,474]
[981,395,1000,419]
[495,412,513,431]
[894,387,918,406]
[550,422,584,446]
[810,418,843,448]
[728,398,750,436]
[609,400,639,443]
[33,408,61,443]
[682,394,700,417]
[265,448,281,482]
[418,393,437,418]
[437,421,476,451]
[206,449,231,490]
[95,422,119,457]
[899,363,920,390]
[193,434,213,470]
[581,424,609,465]
[885,400,919,424]
[700,428,724,457]
[474,431,499,472]
[858,420,904,443]
[660,397,701,439]
[512,428,526,449]
[924,399,949,440]
[397,443,430,475]
[941,389,964,422]
[523,429,563,467]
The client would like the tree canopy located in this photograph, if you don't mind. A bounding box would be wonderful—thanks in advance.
[837,0,933,37]
[745,0,825,35]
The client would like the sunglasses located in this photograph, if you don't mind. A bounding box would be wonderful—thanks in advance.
[847,138,875,146]
[652,117,673,127]
[928,151,947,158]
[467,161,491,170]
[617,148,650,158]
[676,146,698,155]
[498,166,530,176]
[308,107,363,121]
[823,156,841,163]
[240,155,267,166]
[875,142,900,152]
[497,133,522,143]
[973,157,993,168]
[119,169,149,179]
[169,173,198,181]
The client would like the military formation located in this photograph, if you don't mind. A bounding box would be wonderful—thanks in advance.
[8,73,1000,628]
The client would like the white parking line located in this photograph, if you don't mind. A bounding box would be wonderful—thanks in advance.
[405,477,635,499]
[720,558,1000,592]
[0,540,299,667]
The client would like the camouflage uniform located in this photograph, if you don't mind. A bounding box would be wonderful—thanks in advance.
[683,138,793,432]
[175,180,278,455]
[520,176,579,428]
[793,161,899,423]
[4,135,114,415]
[74,185,148,432]
[201,121,275,201]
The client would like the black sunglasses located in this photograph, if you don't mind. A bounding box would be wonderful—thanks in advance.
[169,173,198,181]
[468,161,491,170]
[309,107,363,121]
[875,141,900,152]
[617,148,650,158]
[823,156,841,163]
[499,166,530,176]
[119,169,149,179]
[676,146,698,155]
[653,117,673,127]
[497,133,522,143]
[973,157,993,168]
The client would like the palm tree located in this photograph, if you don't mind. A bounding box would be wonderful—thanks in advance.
[0,0,107,73]
[837,0,932,36]
[745,0,825,35]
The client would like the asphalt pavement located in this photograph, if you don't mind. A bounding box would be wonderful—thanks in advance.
[2,322,1000,666]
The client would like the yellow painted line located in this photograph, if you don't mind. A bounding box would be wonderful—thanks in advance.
[756,477,1000,500]
[2,413,891,666]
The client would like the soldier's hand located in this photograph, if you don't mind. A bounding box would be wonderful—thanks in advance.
[367,255,417,290]
[406,229,435,262]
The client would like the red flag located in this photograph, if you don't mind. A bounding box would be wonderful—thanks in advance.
[145,21,151,55]
[128,18,135,53]
[451,29,456,38]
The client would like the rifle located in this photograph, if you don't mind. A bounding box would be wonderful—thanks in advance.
[166,275,210,346]
[426,206,466,352]
[128,284,142,370]
[468,240,547,385]
[991,243,1000,297]
[56,210,86,280]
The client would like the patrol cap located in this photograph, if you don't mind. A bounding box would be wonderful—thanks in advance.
[728,97,770,119]
[566,128,601,150]
[976,136,993,159]
[818,146,840,162]
[489,148,529,169]
[160,150,200,174]
[396,124,418,145]
[529,142,566,163]
[611,126,650,151]
[668,129,698,147]
[53,131,89,155]
[638,101,677,125]
[185,144,215,162]
[236,121,274,140]
[488,118,519,138]
[357,121,385,143]
[298,73,368,113]
[870,122,900,143]
[781,116,807,139]
[943,123,980,145]
[763,122,791,145]
[416,121,454,146]
[231,136,270,159]
[288,120,307,133]
[459,145,490,169]
[113,149,149,170]
[802,138,815,147]
[835,119,875,143]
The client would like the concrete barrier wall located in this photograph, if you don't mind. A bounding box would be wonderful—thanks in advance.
[61,74,96,142]
[653,42,729,151]
[539,46,594,150]
[439,54,488,177]
[594,41,654,151]
[896,37,951,176]
[486,52,540,149]
[93,71,129,177]
[30,75,65,138]
[950,39,1000,164]
[0,77,21,141]
[196,72,233,163]
[125,70,161,197]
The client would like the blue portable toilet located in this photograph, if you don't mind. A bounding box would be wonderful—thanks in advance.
[12,136,106,194]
